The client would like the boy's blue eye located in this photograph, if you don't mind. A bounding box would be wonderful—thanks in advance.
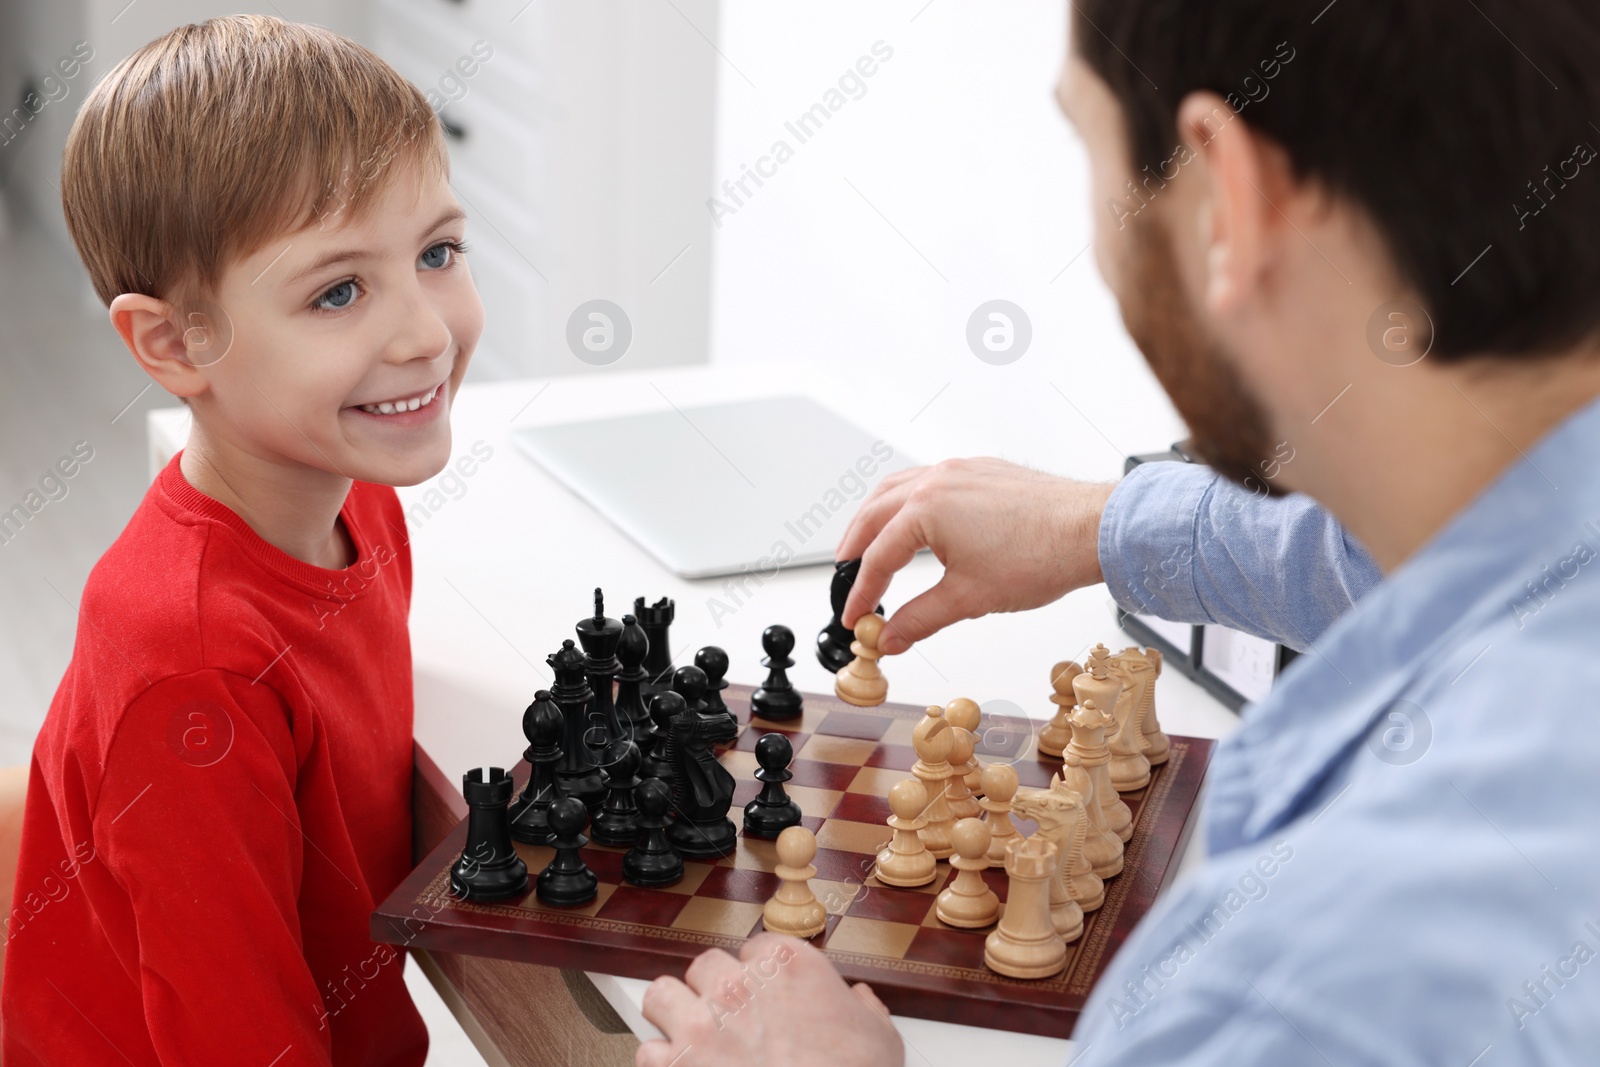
[316,280,357,311]
[421,240,462,270]
[310,240,466,314]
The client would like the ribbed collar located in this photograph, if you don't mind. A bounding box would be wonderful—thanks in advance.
[1207,391,1600,852]
[154,450,377,600]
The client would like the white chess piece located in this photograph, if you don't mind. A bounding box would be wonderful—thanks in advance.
[1038,660,1081,758]
[763,826,827,938]
[834,614,888,707]
[936,819,1000,928]
[1107,650,1154,791]
[984,836,1067,980]
[1064,699,1126,876]
[944,697,984,795]
[875,779,937,887]
[979,764,1021,864]
[911,706,957,859]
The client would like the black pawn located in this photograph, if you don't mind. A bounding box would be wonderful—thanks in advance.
[510,691,565,845]
[751,625,804,722]
[615,614,653,750]
[818,558,884,673]
[635,595,676,696]
[743,733,803,839]
[592,739,643,847]
[450,767,530,902]
[536,797,599,908]
[674,664,737,738]
[694,646,733,724]
[624,778,685,888]
[640,690,683,782]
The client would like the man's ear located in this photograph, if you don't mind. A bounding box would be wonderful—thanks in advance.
[108,293,210,399]
[1176,91,1274,318]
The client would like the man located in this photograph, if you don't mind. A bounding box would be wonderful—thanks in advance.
[640,0,1600,1062]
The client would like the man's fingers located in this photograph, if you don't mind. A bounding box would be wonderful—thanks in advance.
[636,1038,693,1067]
[738,931,801,964]
[640,975,703,1039]
[844,511,929,630]
[682,947,746,998]
[879,577,969,656]
[834,476,920,565]
[851,981,893,1020]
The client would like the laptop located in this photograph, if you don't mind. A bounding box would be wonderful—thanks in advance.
[512,395,917,579]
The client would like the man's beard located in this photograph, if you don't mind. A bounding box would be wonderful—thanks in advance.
[1119,216,1286,496]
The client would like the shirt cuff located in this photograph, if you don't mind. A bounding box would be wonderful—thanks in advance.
[1098,459,1217,623]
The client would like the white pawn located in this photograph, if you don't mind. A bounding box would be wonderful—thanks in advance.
[943,727,982,822]
[936,819,1000,928]
[763,826,827,938]
[1038,660,1081,758]
[835,614,889,707]
[944,697,985,795]
[875,779,937,887]
[984,836,1066,980]
[979,764,1021,865]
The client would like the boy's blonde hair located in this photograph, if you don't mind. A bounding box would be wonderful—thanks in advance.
[62,14,449,311]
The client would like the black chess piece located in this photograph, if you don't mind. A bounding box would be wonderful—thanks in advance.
[639,690,682,782]
[450,767,530,902]
[615,614,653,750]
[665,695,739,859]
[575,589,626,757]
[695,645,734,722]
[635,595,676,696]
[535,796,599,907]
[510,691,565,845]
[623,778,684,888]
[743,733,804,839]
[548,640,605,810]
[592,739,643,847]
[750,625,804,722]
[817,558,884,672]
[674,664,737,738]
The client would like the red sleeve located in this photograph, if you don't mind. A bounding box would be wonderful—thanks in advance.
[94,671,333,1066]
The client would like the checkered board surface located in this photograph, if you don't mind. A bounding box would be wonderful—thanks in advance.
[373,685,1212,1038]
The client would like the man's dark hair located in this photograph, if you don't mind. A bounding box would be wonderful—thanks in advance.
[1075,1,1600,360]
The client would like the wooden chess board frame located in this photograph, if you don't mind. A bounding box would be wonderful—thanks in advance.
[373,685,1212,1039]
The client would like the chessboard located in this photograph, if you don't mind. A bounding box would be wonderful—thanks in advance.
[372,684,1212,1039]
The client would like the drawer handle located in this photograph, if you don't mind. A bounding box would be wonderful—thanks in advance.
[440,115,468,142]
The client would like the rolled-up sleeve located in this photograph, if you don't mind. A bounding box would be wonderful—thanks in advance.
[1098,461,1381,651]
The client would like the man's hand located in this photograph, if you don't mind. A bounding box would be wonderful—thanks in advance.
[835,457,1116,655]
[637,935,904,1067]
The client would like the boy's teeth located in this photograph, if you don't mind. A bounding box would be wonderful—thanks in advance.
[358,384,439,415]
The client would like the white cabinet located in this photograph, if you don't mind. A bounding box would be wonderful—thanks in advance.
[0,0,716,379]
[363,0,718,379]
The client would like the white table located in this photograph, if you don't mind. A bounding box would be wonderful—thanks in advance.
[150,359,1240,1066]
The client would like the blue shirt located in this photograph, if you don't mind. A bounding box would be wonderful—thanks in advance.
[1082,404,1600,1065]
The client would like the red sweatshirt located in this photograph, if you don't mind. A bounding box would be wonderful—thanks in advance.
[2,452,428,1066]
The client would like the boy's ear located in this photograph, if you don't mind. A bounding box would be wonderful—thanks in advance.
[108,293,212,399]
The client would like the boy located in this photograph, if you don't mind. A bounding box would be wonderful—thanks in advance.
[2,15,482,1065]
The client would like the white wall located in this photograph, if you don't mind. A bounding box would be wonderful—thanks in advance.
[1,1,365,261]
[709,0,1186,481]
